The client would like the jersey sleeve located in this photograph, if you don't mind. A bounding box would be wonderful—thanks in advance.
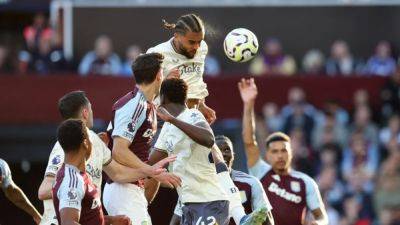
[0,159,13,189]
[154,123,170,153]
[304,175,324,211]
[57,170,85,211]
[112,98,146,143]
[45,142,65,177]
[250,176,273,211]
[189,109,208,125]
[90,131,112,166]
[248,159,270,180]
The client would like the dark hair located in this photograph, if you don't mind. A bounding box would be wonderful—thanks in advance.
[265,132,290,149]
[160,78,187,105]
[132,53,164,85]
[215,135,233,146]
[58,91,89,120]
[163,14,204,35]
[57,119,86,153]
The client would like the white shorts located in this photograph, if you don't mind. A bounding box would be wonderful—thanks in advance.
[103,182,152,225]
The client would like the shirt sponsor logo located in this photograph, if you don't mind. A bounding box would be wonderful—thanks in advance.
[86,164,101,180]
[178,63,202,76]
[268,182,302,204]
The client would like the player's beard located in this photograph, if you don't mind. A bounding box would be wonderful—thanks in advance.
[178,43,196,59]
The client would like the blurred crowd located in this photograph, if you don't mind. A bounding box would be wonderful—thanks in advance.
[0,13,399,77]
[1,12,400,225]
[250,79,400,225]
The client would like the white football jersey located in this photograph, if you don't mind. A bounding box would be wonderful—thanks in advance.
[155,108,227,203]
[146,38,209,100]
[0,158,13,189]
[41,128,112,225]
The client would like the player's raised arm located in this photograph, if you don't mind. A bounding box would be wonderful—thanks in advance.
[0,159,42,224]
[239,78,261,167]
[157,106,215,148]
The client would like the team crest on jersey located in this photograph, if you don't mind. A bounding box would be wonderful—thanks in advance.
[290,181,301,192]
[272,175,281,181]
[52,155,61,165]
[239,190,247,203]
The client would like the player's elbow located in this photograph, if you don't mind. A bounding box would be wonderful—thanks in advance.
[204,136,215,148]
[38,188,48,201]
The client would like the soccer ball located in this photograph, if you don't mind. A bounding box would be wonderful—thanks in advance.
[223,28,259,63]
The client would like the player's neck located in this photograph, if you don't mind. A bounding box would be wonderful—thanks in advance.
[64,153,86,172]
[163,103,185,117]
[137,84,156,102]
[273,168,291,176]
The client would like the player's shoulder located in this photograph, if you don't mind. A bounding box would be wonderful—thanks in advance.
[290,170,317,187]
[199,40,208,52]
[114,90,146,116]
[184,108,206,121]
[0,158,8,167]
[60,166,85,189]
[147,39,173,54]
[232,169,259,183]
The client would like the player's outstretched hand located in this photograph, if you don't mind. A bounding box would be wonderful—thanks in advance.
[33,215,41,225]
[97,132,110,146]
[154,172,182,189]
[238,78,258,103]
[157,106,175,122]
[166,68,180,79]
[110,215,131,225]
[198,102,216,124]
[145,155,177,177]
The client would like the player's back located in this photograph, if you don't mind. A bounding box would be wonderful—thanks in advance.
[52,164,104,225]
[155,108,227,203]
[107,87,157,164]
[250,160,322,225]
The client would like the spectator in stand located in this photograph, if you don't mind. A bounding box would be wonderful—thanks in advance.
[78,35,122,76]
[204,53,221,77]
[317,166,345,211]
[325,40,364,76]
[312,111,348,149]
[120,45,142,76]
[289,127,315,176]
[379,114,400,149]
[302,49,325,75]
[281,86,318,119]
[339,194,373,225]
[380,67,400,121]
[261,102,283,132]
[365,41,396,76]
[342,131,379,194]
[249,38,296,76]
[0,45,13,74]
[23,13,53,55]
[323,99,350,126]
[374,150,400,221]
[350,105,379,146]
[282,100,315,145]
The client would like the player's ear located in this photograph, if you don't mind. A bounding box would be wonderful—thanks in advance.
[81,107,89,120]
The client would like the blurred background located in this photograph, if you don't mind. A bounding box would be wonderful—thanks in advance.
[1,0,400,224]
